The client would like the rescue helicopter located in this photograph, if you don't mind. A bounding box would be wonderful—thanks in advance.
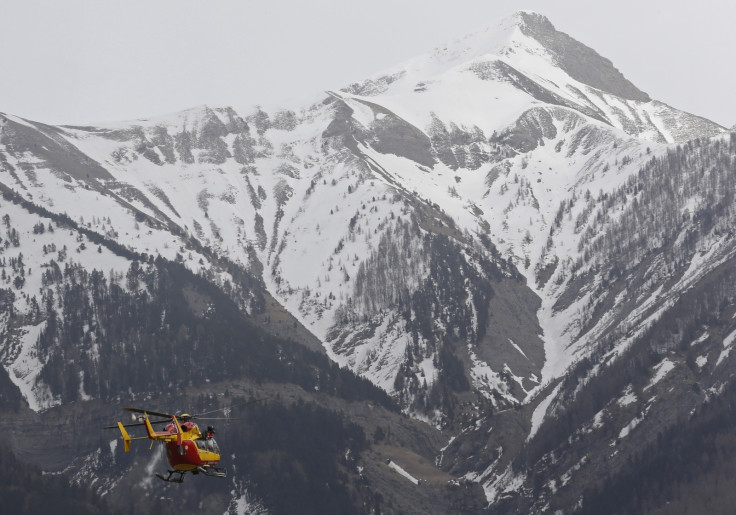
[105,402,263,483]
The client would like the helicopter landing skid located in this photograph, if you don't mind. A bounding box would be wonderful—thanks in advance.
[155,470,186,483]
[196,466,227,478]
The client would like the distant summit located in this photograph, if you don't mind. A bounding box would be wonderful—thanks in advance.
[515,11,650,101]
[343,11,650,104]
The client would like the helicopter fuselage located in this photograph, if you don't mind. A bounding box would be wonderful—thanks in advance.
[162,421,221,471]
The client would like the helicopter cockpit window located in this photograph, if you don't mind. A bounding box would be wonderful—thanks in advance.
[196,438,220,453]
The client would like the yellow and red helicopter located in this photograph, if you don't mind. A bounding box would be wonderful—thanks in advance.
[105,404,258,483]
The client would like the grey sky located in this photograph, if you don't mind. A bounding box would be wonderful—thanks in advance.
[1,0,734,127]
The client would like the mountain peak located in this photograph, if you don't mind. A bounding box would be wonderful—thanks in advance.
[343,11,649,105]
[505,9,550,26]
[514,11,650,102]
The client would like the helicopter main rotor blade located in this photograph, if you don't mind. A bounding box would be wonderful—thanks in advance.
[191,398,268,418]
[124,407,176,419]
[193,417,244,421]
[119,399,268,425]
[103,419,171,429]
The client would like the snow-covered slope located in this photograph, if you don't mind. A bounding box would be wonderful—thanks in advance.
[0,11,728,417]
[342,11,723,144]
[4,9,736,513]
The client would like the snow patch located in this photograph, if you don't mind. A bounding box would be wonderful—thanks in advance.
[468,344,514,405]
[618,416,642,439]
[717,328,736,366]
[528,381,562,441]
[592,409,606,429]
[691,332,709,346]
[644,358,675,391]
[387,460,419,485]
[226,480,267,515]
[482,464,524,504]
[618,385,637,407]
[508,338,529,360]
[559,456,587,488]
[109,440,118,464]
[2,320,58,412]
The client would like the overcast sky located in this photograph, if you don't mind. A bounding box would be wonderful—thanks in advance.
[1,0,734,127]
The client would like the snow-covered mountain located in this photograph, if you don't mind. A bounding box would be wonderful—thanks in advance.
[2,10,735,513]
